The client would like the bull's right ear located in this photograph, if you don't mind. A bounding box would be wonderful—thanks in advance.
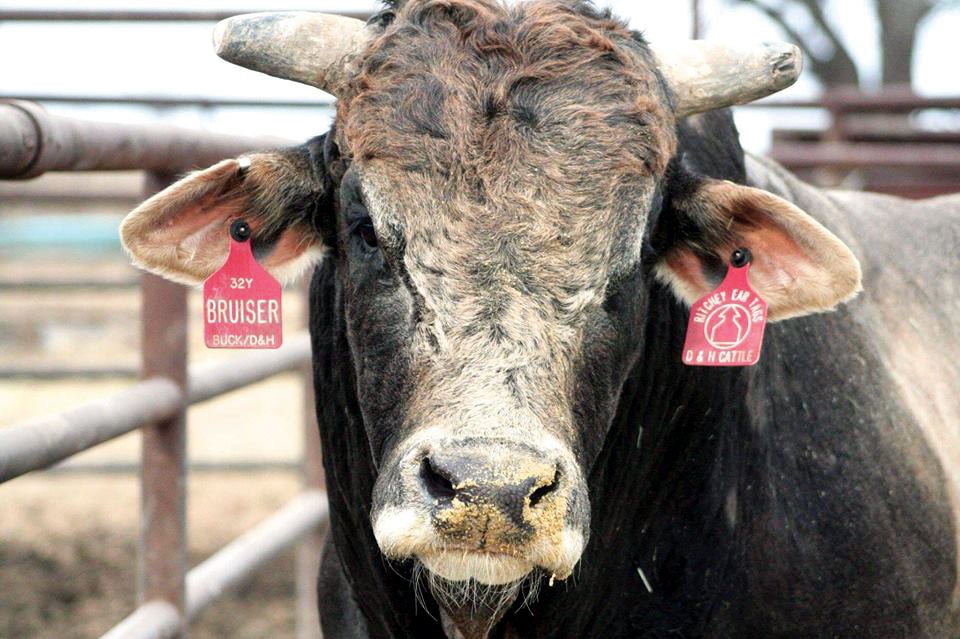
[120,137,332,286]
[652,174,862,321]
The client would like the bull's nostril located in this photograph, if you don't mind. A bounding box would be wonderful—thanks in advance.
[420,457,457,502]
[529,468,561,508]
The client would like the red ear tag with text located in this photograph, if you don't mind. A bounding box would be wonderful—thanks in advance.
[203,221,283,349]
[682,249,767,367]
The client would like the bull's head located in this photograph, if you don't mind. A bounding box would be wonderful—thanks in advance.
[120,1,860,634]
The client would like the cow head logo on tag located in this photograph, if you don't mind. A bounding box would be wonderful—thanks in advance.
[704,303,751,350]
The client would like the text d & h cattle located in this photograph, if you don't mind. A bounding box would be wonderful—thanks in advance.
[119,1,960,637]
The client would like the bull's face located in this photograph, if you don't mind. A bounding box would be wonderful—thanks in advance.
[120,0,860,626]
[342,6,677,588]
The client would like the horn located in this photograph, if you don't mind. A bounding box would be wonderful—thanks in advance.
[213,12,372,96]
[650,41,803,117]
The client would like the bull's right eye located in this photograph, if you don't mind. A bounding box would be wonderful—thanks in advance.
[355,216,378,249]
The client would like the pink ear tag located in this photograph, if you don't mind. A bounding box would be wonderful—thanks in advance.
[203,220,283,349]
[681,248,767,367]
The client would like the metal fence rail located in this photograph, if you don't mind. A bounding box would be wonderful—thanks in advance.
[0,9,371,22]
[0,378,182,482]
[0,100,290,179]
[747,87,960,197]
[0,93,333,110]
[186,491,328,621]
[770,141,960,170]
[1,101,327,639]
[103,491,329,639]
[0,334,312,483]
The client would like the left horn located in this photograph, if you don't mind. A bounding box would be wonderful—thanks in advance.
[213,12,373,97]
[650,41,802,117]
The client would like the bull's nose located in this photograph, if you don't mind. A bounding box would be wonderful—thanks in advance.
[372,440,588,585]
[416,448,563,540]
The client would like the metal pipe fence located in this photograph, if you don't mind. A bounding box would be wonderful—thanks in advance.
[0,9,371,22]
[1,101,327,639]
[0,93,333,109]
[0,100,290,179]
[0,333,312,483]
[737,87,960,197]
[0,378,183,483]
[101,492,328,639]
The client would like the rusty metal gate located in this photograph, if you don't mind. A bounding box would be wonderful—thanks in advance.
[0,98,327,638]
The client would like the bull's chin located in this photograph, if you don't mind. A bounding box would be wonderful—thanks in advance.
[419,551,534,586]
[418,553,534,639]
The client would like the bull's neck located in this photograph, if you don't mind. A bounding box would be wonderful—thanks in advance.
[520,277,756,637]
[635,276,753,473]
[312,263,758,638]
[592,274,752,540]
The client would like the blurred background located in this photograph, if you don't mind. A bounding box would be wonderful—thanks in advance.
[1,1,958,637]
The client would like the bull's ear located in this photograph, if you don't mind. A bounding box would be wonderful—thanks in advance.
[120,139,330,286]
[653,177,862,321]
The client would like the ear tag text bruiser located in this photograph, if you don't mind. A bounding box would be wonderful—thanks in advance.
[682,248,767,367]
[203,193,284,349]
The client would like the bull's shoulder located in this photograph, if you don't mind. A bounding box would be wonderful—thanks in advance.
[745,152,960,291]
[745,152,959,375]
[744,154,960,636]
[746,149,959,430]
[824,188,960,277]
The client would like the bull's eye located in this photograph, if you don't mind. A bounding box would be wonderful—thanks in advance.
[358,220,378,248]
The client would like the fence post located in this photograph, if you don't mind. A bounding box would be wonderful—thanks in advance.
[819,88,848,186]
[140,171,189,637]
[691,0,701,39]
[297,279,325,639]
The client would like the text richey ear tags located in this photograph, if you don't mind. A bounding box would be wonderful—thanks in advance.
[203,219,283,349]
[682,248,767,367]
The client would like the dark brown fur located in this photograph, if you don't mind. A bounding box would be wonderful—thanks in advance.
[341,0,676,187]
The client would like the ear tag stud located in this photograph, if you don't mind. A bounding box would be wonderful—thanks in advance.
[681,248,767,367]
[203,219,283,349]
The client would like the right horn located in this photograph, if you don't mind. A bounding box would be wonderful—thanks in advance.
[213,12,373,97]
[650,41,803,118]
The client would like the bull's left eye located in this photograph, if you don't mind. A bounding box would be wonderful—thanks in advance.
[355,217,378,249]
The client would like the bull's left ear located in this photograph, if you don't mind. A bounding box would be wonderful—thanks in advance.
[120,136,331,286]
[653,177,862,321]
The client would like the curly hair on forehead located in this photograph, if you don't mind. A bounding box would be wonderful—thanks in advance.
[342,0,676,180]
[382,0,617,22]
[376,0,635,64]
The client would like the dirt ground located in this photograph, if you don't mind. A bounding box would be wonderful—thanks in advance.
[0,472,306,639]
[1,248,321,638]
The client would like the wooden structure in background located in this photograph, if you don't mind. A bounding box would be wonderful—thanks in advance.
[763,86,960,199]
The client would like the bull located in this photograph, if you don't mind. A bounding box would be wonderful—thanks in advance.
[119,1,960,637]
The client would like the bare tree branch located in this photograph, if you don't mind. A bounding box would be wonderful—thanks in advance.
[740,1,812,52]
[798,0,852,63]
[734,0,860,86]
[876,0,936,84]
[729,0,957,87]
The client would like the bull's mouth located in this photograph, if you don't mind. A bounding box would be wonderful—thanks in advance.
[373,506,586,587]
[414,553,542,639]
[419,550,534,586]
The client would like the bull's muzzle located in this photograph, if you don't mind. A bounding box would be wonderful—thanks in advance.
[373,437,588,586]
